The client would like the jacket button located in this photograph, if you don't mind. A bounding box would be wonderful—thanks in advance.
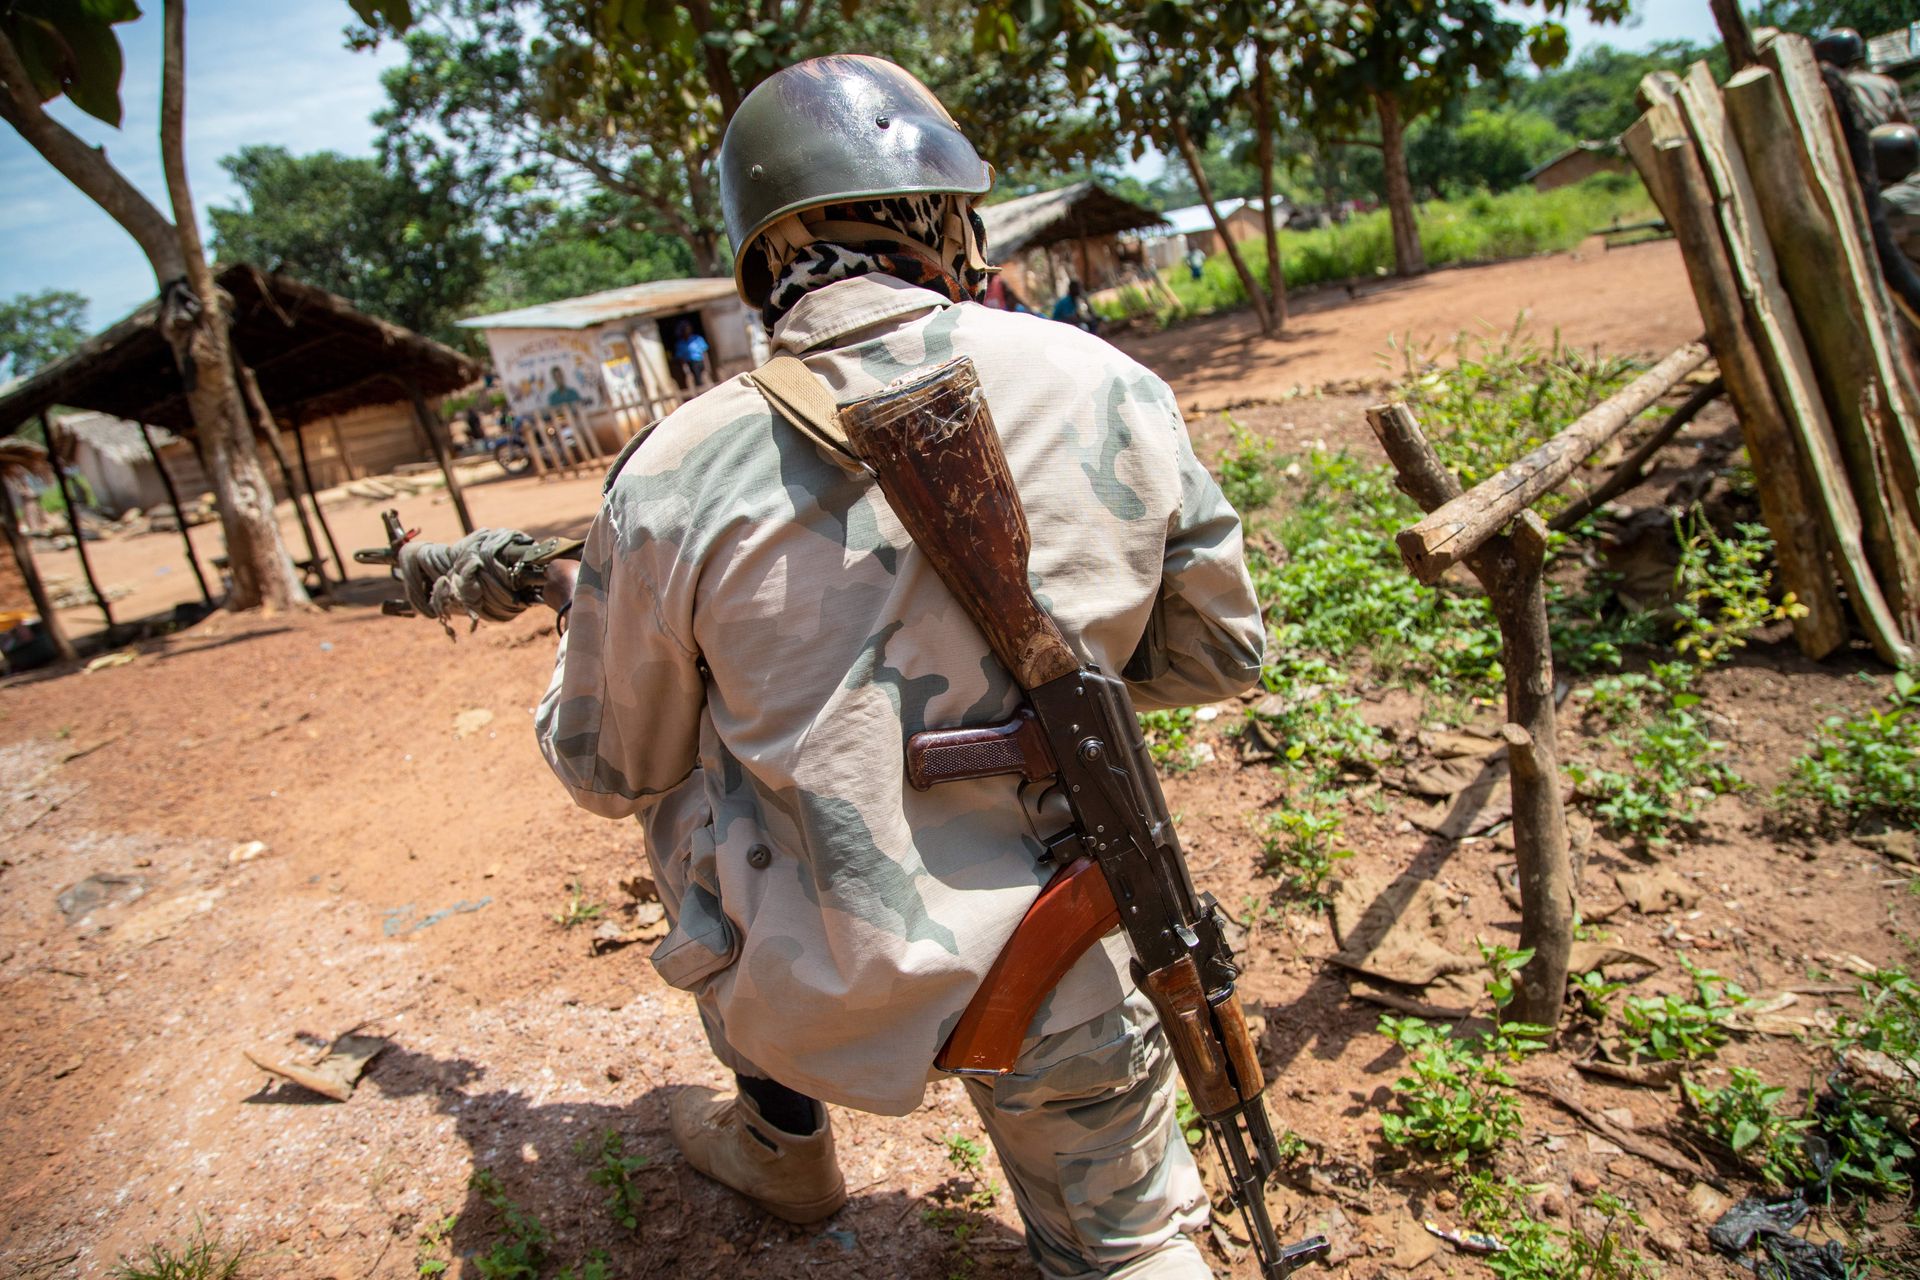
[747,844,772,869]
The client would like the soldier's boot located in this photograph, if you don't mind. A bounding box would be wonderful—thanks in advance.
[669,1085,847,1223]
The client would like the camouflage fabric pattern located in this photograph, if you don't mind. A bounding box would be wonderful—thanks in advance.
[964,988,1211,1278]
[1886,177,1920,270]
[1849,70,1912,130]
[536,273,1264,1114]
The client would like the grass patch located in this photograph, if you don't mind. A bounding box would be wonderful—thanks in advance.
[1115,177,1654,325]
[113,1222,247,1280]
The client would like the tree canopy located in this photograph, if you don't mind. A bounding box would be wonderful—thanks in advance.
[0,289,89,380]
[207,145,488,343]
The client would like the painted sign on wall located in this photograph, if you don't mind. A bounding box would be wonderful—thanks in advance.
[488,330,606,418]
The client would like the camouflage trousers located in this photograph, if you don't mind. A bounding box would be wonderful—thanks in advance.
[961,987,1212,1279]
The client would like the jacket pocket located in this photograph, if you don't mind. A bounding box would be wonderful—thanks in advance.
[649,824,739,992]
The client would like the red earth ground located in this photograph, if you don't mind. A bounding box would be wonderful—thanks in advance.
[4,240,1915,1279]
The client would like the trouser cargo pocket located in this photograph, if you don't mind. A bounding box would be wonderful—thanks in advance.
[650,825,739,991]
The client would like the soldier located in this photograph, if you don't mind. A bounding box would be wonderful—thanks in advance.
[1816,28,1912,130]
[1874,122,1920,271]
[400,54,1264,1279]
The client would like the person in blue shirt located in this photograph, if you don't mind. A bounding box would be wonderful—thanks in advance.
[1051,279,1099,334]
[673,322,713,389]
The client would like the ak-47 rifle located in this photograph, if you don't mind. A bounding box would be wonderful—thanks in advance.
[840,358,1327,1280]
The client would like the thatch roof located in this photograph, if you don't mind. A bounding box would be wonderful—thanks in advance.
[0,437,50,484]
[0,265,481,437]
[979,181,1168,260]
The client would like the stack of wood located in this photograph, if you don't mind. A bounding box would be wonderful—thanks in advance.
[1622,31,1920,666]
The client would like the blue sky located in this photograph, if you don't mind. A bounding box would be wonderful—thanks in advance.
[3,1,1722,332]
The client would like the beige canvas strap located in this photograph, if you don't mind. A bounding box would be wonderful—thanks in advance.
[748,355,870,476]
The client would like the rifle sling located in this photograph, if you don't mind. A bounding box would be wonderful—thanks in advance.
[747,355,870,476]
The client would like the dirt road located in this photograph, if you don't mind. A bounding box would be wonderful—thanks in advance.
[7,242,1911,1279]
[1115,237,1701,412]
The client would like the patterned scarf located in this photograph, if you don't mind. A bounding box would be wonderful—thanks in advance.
[756,193,990,329]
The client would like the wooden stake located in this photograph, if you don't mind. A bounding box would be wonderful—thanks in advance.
[138,421,212,606]
[44,416,112,635]
[1550,377,1725,532]
[0,465,76,663]
[289,413,347,583]
[1624,95,1856,660]
[1369,402,1574,1027]
[1710,0,1758,72]
[1680,60,1920,651]
[402,378,475,534]
[1396,342,1709,583]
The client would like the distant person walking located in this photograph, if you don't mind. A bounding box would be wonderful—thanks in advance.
[1185,245,1206,280]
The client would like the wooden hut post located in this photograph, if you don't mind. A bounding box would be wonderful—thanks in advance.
[43,416,113,635]
[327,416,357,482]
[234,360,327,590]
[402,377,475,534]
[0,467,77,663]
[288,411,347,582]
[1368,404,1574,1027]
[137,422,212,606]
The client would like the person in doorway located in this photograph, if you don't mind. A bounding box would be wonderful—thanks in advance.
[1816,28,1911,130]
[1051,279,1101,334]
[673,321,713,390]
[397,53,1261,1279]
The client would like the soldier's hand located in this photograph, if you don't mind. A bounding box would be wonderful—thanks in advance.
[396,528,539,633]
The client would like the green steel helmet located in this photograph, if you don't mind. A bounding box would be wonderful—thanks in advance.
[1874,122,1920,185]
[718,54,994,305]
[1815,27,1864,67]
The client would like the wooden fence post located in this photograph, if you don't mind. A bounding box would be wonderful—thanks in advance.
[1369,404,1574,1026]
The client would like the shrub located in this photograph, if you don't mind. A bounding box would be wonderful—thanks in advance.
[1684,1067,1814,1190]
[1618,956,1746,1062]
[1376,1016,1526,1165]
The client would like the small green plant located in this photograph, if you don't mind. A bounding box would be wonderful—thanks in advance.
[1377,1016,1525,1165]
[1672,511,1807,667]
[415,1211,457,1277]
[1619,956,1746,1062]
[552,881,605,929]
[1781,671,1920,831]
[1569,970,1626,1022]
[1243,656,1385,783]
[1459,1177,1656,1280]
[555,1255,612,1280]
[1834,968,1920,1107]
[469,1169,549,1280]
[1571,689,1741,850]
[1818,1077,1915,1197]
[1217,417,1280,514]
[1138,707,1204,772]
[1174,1088,1204,1148]
[1261,793,1352,906]
[581,1128,648,1232]
[113,1221,248,1280]
[925,1130,1000,1280]
[1684,1067,1814,1190]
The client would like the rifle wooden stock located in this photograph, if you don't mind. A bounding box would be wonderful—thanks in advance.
[937,856,1120,1074]
[839,358,1079,691]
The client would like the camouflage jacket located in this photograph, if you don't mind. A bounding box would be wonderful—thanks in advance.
[1849,70,1911,130]
[1886,177,1920,271]
[535,274,1264,1113]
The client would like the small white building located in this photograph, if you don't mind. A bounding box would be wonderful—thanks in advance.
[459,278,769,449]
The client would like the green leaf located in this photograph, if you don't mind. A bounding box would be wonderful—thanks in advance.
[1730,1118,1761,1151]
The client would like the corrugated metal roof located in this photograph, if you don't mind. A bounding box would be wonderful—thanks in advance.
[1155,198,1288,238]
[459,278,741,331]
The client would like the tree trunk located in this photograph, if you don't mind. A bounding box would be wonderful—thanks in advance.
[1253,44,1288,329]
[160,0,308,612]
[1375,92,1426,277]
[1170,118,1275,336]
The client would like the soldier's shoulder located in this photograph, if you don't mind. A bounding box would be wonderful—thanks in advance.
[604,376,774,490]
[953,303,1176,398]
